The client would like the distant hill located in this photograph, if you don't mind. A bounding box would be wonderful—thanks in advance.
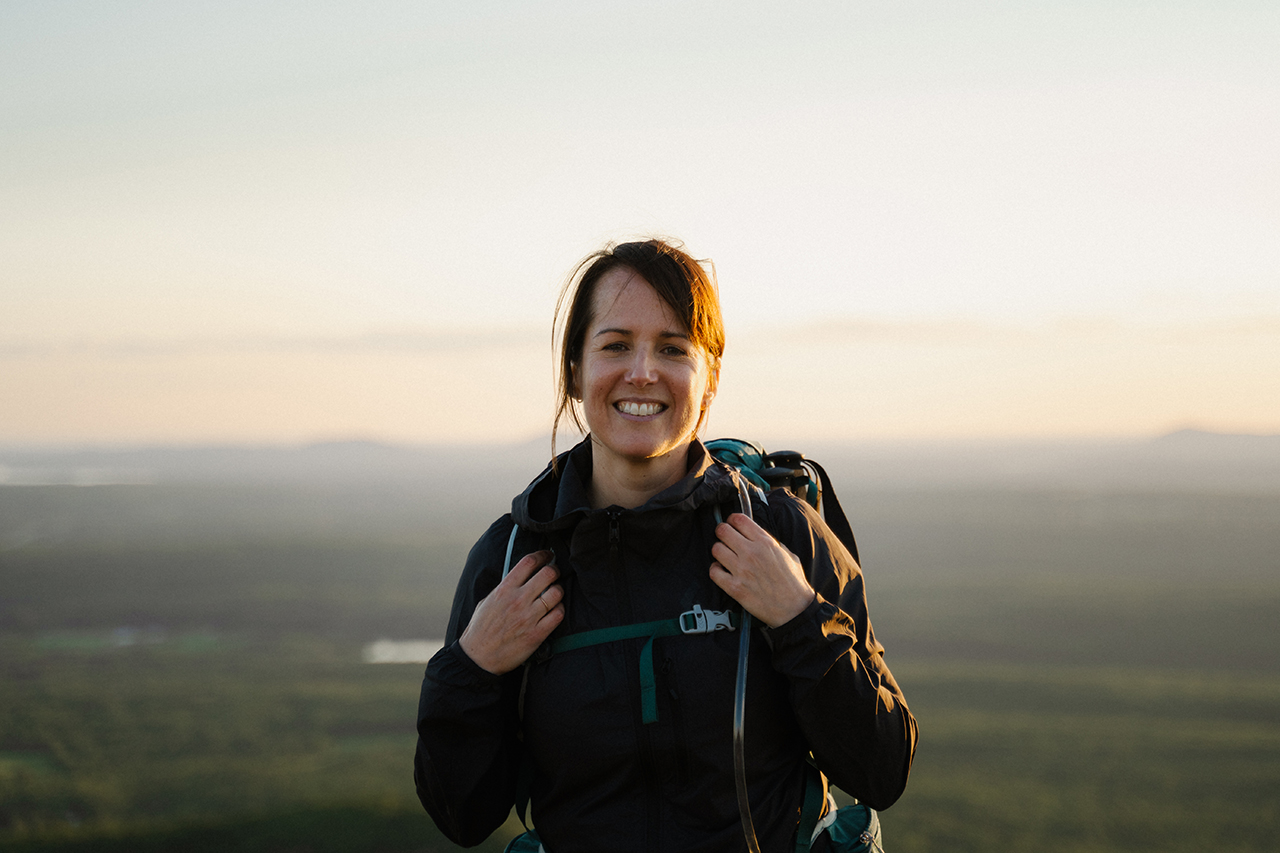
[809,429,1280,494]
[2,430,1278,493]
[0,438,549,487]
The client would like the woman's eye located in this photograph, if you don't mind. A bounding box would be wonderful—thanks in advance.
[663,345,688,357]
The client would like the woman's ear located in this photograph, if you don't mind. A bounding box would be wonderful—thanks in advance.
[570,362,582,401]
[702,359,720,409]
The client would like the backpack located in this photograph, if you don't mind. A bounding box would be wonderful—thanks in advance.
[704,439,877,853]
[704,438,859,565]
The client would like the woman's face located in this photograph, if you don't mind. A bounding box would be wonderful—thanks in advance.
[576,266,717,471]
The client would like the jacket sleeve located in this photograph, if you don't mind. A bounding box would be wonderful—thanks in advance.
[760,494,918,811]
[414,515,526,846]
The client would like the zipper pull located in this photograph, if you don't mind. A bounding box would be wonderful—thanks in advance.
[607,508,622,556]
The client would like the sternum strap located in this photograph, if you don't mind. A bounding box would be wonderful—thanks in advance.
[547,607,738,725]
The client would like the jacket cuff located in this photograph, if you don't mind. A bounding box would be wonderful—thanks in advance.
[762,593,826,642]
[427,640,506,689]
[760,593,857,664]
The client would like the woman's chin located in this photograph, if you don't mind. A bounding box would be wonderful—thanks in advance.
[592,435,690,466]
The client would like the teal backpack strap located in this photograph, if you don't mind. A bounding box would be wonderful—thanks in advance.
[706,438,860,565]
[553,620,673,725]
[795,765,827,853]
[514,605,738,838]
[548,606,738,724]
[705,438,772,492]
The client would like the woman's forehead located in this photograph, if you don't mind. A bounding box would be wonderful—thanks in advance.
[589,267,685,333]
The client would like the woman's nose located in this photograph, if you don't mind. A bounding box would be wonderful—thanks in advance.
[625,349,658,385]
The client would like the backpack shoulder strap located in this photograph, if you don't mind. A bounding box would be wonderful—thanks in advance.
[805,459,860,565]
[795,765,826,853]
[707,438,860,565]
[502,522,522,579]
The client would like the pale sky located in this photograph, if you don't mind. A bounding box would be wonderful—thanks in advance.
[2,1,1278,446]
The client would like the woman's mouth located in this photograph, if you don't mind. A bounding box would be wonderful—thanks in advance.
[615,401,666,417]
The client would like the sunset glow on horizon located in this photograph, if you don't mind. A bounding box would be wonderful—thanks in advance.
[3,2,1277,447]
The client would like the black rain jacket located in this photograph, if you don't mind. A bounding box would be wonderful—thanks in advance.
[414,438,916,852]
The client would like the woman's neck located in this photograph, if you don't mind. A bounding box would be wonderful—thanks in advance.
[589,441,692,510]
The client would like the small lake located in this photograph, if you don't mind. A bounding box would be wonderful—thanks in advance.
[362,639,443,663]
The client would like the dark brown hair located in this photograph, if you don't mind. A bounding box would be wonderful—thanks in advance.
[552,239,725,461]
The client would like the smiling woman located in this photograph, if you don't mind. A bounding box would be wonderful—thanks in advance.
[413,239,916,853]
[555,245,722,508]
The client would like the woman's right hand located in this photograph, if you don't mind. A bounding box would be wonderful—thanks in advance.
[458,550,564,675]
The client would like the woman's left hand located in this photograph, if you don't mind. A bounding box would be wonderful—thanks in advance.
[709,513,814,628]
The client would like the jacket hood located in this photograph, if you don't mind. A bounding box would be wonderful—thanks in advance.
[511,437,741,532]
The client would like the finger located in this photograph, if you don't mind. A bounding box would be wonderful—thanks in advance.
[726,512,768,539]
[526,564,560,598]
[715,520,750,551]
[536,582,564,610]
[715,522,766,562]
[539,602,566,629]
[708,562,736,594]
[504,550,553,586]
[710,541,738,568]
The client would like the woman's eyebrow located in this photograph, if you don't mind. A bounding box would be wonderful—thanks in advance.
[593,327,690,340]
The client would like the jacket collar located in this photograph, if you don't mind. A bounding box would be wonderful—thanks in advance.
[512,437,738,532]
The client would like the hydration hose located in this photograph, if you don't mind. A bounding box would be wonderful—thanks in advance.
[731,479,763,853]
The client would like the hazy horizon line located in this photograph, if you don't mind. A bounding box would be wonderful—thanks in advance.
[3,426,1278,455]
[4,313,1279,359]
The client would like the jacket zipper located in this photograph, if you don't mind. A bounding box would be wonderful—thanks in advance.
[608,508,621,556]
[606,509,631,617]
[606,508,660,853]
[663,656,689,786]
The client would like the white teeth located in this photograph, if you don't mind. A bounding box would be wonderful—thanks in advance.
[617,401,663,417]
